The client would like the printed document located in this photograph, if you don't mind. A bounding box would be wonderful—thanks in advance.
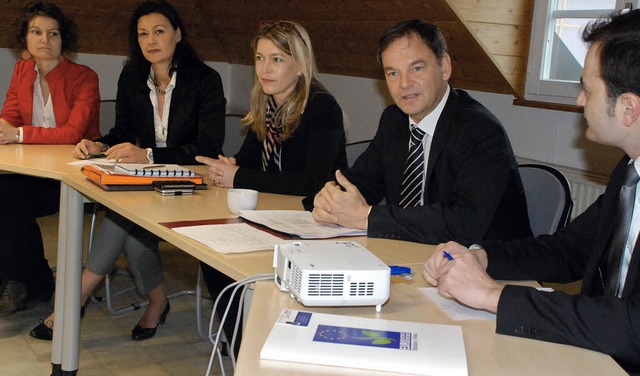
[172,223,281,253]
[239,210,366,238]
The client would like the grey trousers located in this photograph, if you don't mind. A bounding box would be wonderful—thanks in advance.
[86,211,163,294]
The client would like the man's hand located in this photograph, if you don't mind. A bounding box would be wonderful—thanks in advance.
[423,241,502,313]
[312,170,370,229]
[195,155,238,188]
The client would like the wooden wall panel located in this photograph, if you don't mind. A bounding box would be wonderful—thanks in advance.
[449,0,533,25]
[446,0,534,96]
[467,22,530,57]
[1,0,531,96]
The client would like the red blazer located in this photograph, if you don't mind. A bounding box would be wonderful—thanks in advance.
[0,56,101,144]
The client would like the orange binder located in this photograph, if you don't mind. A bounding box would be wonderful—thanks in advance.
[81,165,204,186]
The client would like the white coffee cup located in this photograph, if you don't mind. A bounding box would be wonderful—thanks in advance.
[227,189,258,215]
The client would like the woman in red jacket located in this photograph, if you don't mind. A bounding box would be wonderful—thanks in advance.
[0,2,100,316]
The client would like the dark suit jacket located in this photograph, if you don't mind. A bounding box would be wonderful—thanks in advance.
[347,88,531,244]
[481,156,640,373]
[99,60,226,164]
[233,83,347,196]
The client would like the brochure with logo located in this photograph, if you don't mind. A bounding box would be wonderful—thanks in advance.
[260,309,468,375]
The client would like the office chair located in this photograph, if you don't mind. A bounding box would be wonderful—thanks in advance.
[222,113,245,157]
[345,139,371,167]
[518,164,573,236]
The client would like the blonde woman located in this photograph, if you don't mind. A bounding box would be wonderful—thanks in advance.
[197,20,347,356]
[197,20,347,195]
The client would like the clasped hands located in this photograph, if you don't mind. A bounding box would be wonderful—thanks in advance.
[312,170,370,230]
[195,155,238,188]
[423,241,504,313]
[73,139,150,163]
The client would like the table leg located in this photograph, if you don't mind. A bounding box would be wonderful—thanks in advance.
[50,183,83,376]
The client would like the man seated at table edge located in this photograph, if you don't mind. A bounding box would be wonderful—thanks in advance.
[423,9,640,374]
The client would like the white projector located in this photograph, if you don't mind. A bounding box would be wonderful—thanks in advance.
[273,240,390,312]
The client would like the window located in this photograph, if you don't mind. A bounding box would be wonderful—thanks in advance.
[525,0,638,105]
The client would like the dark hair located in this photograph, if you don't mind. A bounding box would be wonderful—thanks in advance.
[376,19,447,65]
[14,1,78,53]
[125,0,199,75]
[583,9,640,103]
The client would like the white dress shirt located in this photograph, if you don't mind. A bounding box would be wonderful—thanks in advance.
[407,85,450,205]
[28,65,57,142]
[147,69,177,148]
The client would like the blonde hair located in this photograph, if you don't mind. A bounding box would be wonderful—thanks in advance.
[242,21,318,141]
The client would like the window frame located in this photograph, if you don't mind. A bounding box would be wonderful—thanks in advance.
[525,0,636,105]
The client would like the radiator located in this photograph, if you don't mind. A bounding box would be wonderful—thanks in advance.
[564,171,607,219]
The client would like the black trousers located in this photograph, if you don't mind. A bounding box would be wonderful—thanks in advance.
[0,175,58,299]
[201,262,242,356]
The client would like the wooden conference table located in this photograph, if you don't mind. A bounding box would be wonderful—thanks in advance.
[237,270,626,376]
[0,144,626,375]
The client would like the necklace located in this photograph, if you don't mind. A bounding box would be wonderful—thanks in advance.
[150,75,167,95]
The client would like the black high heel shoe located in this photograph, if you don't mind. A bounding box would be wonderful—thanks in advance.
[29,304,87,341]
[131,301,170,341]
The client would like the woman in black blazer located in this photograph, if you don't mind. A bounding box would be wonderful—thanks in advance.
[197,20,347,356]
[31,0,225,342]
[196,21,346,196]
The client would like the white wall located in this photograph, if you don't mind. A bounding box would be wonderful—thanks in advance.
[0,48,623,176]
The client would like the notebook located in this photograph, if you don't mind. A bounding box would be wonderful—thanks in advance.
[260,309,468,376]
[81,165,204,187]
[113,163,196,177]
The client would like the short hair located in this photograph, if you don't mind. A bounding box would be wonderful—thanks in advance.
[242,21,320,141]
[582,9,640,103]
[376,19,447,65]
[125,0,200,76]
[14,1,78,53]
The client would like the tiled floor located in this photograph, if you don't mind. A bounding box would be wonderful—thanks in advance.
[0,213,233,376]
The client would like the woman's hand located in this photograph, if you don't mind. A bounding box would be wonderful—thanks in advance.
[105,143,148,163]
[0,120,18,145]
[73,139,105,159]
[195,155,239,188]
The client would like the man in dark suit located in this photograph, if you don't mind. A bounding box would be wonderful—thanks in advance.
[312,19,531,244]
[423,10,640,374]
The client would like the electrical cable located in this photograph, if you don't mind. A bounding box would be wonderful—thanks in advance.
[205,273,274,376]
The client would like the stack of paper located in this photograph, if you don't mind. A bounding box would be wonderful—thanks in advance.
[240,210,367,238]
[171,223,282,253]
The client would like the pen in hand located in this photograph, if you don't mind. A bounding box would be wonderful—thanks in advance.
[443,251,454,261]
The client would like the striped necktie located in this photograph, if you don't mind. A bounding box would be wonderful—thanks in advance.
[605,162,640,297]
[399,126,427,209]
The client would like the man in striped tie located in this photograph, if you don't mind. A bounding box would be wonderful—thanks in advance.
[313,19,531,245]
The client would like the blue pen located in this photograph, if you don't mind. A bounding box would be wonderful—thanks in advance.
[443,251,454,261]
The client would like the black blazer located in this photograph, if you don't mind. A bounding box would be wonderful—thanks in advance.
[481,156,640,373]
[233,84,347,196]
[347,88,531,244]
[100,60,226,164]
